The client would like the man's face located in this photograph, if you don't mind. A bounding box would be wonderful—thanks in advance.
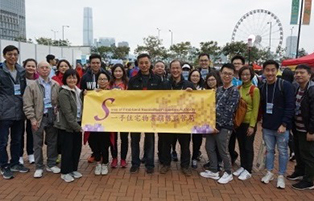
[4,49,19,66]
[199,55,210,69]
[138,57,151,74]
[232,59,244,72]
[153,62,165,76]
[220,67,234,85]
[37,62,51,78]
[51,59,57,66]
[90,58,101,73]
[170,61,182,79]
[295,68,311,85]
[263,64,278,83]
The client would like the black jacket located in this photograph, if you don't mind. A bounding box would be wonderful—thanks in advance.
[163,75,196,90]
[80,68,111,90]
[128,70,163,90]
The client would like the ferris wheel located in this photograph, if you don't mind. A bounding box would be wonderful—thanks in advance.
[231,9,284,52]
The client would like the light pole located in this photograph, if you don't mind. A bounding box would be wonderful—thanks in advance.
[267,22,272,57]
[248,38,253,65]
[169,29,173,46]
[62,25,69,41]
[157,28,161,39]
[51,29,58,40]
[290,27,294,58]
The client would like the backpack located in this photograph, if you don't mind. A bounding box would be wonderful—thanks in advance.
[234,85,256,128]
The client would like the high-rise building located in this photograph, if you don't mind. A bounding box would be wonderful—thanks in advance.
[96,37,115,47]
[118,41,129,47]
[286,36,298,58]
[83,7,93,46]
[0,0,26,40]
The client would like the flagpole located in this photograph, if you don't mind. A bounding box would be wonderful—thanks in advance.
[296,0,304,58]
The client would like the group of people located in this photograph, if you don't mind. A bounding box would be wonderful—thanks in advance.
[0,45,313,191]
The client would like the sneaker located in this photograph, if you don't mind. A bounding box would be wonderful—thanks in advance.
[111,158,117,168]
[146,167,154,174]
[10,164,30,173]
[120,159,127,168]
[218,172,233,184]
[203,162,210,170]
[160,165,170,174]
[46,166,60,174]
[1,167,14,179]
[238,169,252,181]
[101,164,108,175]
[95,164,102,175]
[71,171,82,179]
[292,180,314,190]
[171,151,178,162]
[261,171,274,184]
[61,174,74,183]
[191,160,197,169]
[56,154,61,164]
[277,175,285,189]
[287,172,303,181]
[233,167,244,177]
[289,152,296,162]
[28,154,35,164]
[88,155,95,163]
[130,166,139,174]
[19,157,24,165]
[181,167,192,176]
[200,170,220,180]
[34,169,43,178]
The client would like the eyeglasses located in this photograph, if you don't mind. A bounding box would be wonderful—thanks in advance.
[232,62,242,65]
[221,72,233,77]
[207,78,216,82]
[240,73,251,77]
[6,53,19,57]
[200,60,209,62]
[98,78,108,81]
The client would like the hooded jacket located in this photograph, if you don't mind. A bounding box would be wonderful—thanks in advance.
[80,68,111,90]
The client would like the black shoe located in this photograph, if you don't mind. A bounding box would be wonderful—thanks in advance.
[160,165,170,174]
[10,164,30,173]
[203,162,210,170]
[171,151,178,162]
[130,166,139,174]
[140,157,146,164]
[292,180,314,190]
[181,167,192,176]
[146,167,154,174]
[287,172,304,181]
[1,167,14,179]
[289,153,296,162]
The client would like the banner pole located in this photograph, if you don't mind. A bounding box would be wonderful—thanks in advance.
[296,0,304,58]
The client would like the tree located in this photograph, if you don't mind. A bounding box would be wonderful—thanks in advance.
[112,46,130,59]
[35,37,70,46]
[298,48,308,57]
[169,42,191,60]
[198,41,221,62]
[134,36,168,61]
[97,46,112,58]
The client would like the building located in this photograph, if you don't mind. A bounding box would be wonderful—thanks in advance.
[83,7,93,46]
[0,0,26,41]
[118,41,129,47]
[96,37,115,47]
[286,36,297,58]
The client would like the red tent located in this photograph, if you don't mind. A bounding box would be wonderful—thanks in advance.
[282,52,314,67]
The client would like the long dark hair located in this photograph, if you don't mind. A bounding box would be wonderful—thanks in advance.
[204,71,222,89]
[56,59,72,75]
[188,69,204,87]
[110,63,128,87]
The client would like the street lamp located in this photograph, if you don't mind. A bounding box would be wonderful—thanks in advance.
[157,28,161,39]
[169,29,173,46]
[248,38,253,65]
[62,25,70,41]
[290,27,294,58]
[267,22,272,57]
[51,29,58,40]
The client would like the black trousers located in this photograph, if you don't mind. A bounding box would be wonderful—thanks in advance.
[59,129,82,174]
[192,134,202,160]
[20,120,34,156]
[89,132,110,164]
[110,132,128,160]
[158,133,164,164]
[229,130,238,163]
[162,133,191,168]
[235,123,256,173]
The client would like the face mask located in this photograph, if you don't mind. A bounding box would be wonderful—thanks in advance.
[182,71,189,80]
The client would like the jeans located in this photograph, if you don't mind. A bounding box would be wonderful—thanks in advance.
[131,133,154,168]
[263,128,289,175]
[0,120,24,168]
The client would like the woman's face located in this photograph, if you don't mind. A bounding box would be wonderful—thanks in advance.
[114,67,124,80]
[207,76,217,89]
[240,69,252,84]
[25,61,37,75]
[58,61,70,74]
[97,73,109,89]
[190,71,201,85]
[66,75,78,89]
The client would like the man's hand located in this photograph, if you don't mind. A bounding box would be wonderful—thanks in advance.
[212,128,219,134]
[186,87,193,92]
[277,125,286,133]
[31,120,39,131]
[306,133,314,141]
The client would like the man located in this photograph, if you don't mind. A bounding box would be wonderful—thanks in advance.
[198,53,211,80]
[46,54,57,78]
[159,59,195,176]
[199,63,239,184]
[259,60,295,189]
[128,53,163,174]
[0,45,29,179]
[287,64,314,190]
[23,61,60,178]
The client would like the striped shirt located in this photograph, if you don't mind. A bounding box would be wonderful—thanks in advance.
[295,88,306,132]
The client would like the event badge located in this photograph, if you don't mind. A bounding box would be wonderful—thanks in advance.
[44,98,52,109]
[14,84,21,95]
[266,103,273,114]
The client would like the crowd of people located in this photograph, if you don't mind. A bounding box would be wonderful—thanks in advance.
[0,45,313,191]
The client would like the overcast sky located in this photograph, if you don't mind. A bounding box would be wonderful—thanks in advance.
[26,0,314,54]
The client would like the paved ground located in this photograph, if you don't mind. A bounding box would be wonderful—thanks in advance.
[1,125,314,201]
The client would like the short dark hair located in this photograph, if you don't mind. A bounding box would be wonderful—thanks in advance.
[204,71,222,89]
[62,69,80,86]
[263,60,279,69]
[23,58,37,68]
[198,53,210,59]
[231,55,245,65]
[3,45,19,55]
[188,69,204,86]
[89,54,102,63]
[98,71,111,82]
[238,66,255,81]
[295,64,311,74]
[281,68,295,83]
[137,53,151,61]
[46,54,55,63]
[220,63,235,72]
[169,59,182,68]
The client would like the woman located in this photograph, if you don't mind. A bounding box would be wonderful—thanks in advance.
[233,66,260,180]
[52,59,71,86]
[19,59,38,165]
[55,69,83,183]
[204,72,222,90]
[109,64,129,168]
[188,70,204,169]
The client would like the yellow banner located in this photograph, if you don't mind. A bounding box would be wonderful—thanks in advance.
[82,90,216,134]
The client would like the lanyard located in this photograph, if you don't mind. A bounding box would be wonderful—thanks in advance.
[216,88,228,109]
[266,80,277,104]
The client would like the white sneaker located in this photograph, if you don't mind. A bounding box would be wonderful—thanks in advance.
[19,157,24,165]
[261,171,274,184]
[101,164,108,175]
[277,175,285,189]
[233,167,244,177]
[238,169,252,181]
[218,172,233,184]
[34,169,43,178]
[28,154,35,164]
[95,164,101,175]
[199,170,220,180]
[46,166,61,174]
[61,174,75,183]
[71,171,82,179]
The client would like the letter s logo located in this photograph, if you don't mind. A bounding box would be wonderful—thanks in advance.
[94,98,115,121]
